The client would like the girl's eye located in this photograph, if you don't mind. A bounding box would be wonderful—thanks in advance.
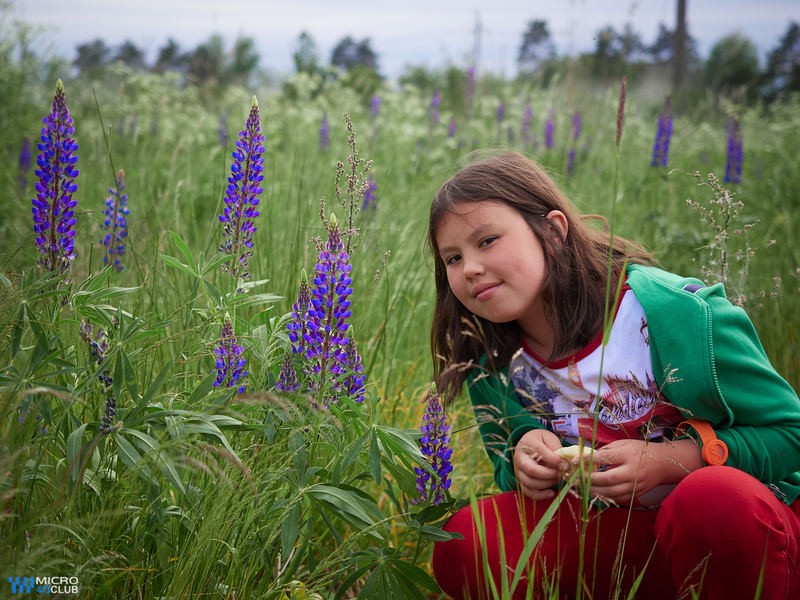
[479,236,497,248]
[444,254,461,266]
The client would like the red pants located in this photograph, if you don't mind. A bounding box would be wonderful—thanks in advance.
[432,467,800,599]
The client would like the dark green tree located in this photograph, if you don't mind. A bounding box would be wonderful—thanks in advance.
[705,33,760,103]
[517,20,555,74]
[187,34,226,85]
[226,36,259,86]
[73,38,111,77]
[293,31,321,75]
[760,21,800,102]
[330,36,379,73]
[113,40,146,70]
[152,38,187,74]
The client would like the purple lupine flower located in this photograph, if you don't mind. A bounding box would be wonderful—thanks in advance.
[18,136,31,193]
[496,102,506,125]
[32,79,79,276]
[414,387,453,505]
[370,95,381,118]
[214,315,248,394]
[521,103,533,146]
[571,110,582,141]
[218,114,229,148]
[466,65,476,107]
[218,95,265,281]
[724,118,743,184]
[650,96,673,167]
[305,214,363,407]
[276,354,300,392]
[286,275,312,356]
[544,110,555,149]
[80,321,116,433]
[341,338,365,403]
[80,321,112,389]
[319,114,330,150]
[429,89,441,125]
[448,117,457,138]
[101,169,129,272]
[567,111,582,176]
[362,174,377,210]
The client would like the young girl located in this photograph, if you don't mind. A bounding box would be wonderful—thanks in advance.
[428,152,800,599]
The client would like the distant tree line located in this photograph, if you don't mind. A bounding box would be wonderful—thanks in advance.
[68,19,800,104]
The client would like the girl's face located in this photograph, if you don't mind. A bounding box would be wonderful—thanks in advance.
[435,200,566,345]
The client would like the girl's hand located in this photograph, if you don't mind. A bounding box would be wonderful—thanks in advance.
[586,438,704,505]
[513,429,566,500]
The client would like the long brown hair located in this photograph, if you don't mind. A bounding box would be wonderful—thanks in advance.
[428,152,655,402]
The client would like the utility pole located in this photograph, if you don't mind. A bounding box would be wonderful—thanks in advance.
[472,11,482,70]
[673,0,688,94]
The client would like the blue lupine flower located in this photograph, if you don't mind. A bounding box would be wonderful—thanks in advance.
[18,136,31,193]
[319,114,330,150]
[496,102,506,125]
[286,275,312,356]
[218,114,229,148]
[80,321,116,433]
[466,65,476,107]
[218,96,265,281]
[448,118,457,138]
[214,316,248,394]
[429,89,441,125]
[304,215,364,407]
[101,169,129,271]
[32,79,79,276]
[544,110,555,149]
[370,95,381,118]
[362,174,377,210]
[276,354,300,392]
[341,337,365,403]
[567,111,582,176]
[724,118,743,184]
[521,103,532,146]
[650,96,673,167]
[414,387,453,505]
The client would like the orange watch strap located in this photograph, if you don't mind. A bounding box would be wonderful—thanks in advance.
[677,419,729,466]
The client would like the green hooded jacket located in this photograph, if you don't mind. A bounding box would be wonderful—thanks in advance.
[466,264,800,504]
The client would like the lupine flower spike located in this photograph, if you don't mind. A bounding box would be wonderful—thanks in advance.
[414,384,453,505]
[18,136,31,193]
[80,321,116,433]
[650,96,673,167]
[429,90,441,125]
[214,315,248,394]
[567,110,582,176]
[521,104,532,146]
[219,95,265,281]
[319,114,330,150]
[724,118,743,184]
[277,273,312,392]
[32,79,79,278]
[448,118,457,138]
[101,169,129,271]
[362,174,377,211]
[305,214,365,407]
[370,95,381,119]
[544,110,555,149]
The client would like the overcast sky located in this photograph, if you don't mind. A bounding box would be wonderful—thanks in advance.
[10,0,799,79]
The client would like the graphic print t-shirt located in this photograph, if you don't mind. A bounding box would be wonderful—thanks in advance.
[508,289,684,448]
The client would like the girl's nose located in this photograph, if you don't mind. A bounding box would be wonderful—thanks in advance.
[462,254,484,278]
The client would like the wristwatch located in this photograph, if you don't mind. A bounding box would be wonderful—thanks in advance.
[677,419,729,466]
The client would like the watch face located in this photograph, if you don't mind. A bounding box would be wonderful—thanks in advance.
[703,439,729,465]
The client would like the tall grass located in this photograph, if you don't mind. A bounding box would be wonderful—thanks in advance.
[1,54,798,598]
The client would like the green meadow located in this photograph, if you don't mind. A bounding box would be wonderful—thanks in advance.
[1,42,799,599]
